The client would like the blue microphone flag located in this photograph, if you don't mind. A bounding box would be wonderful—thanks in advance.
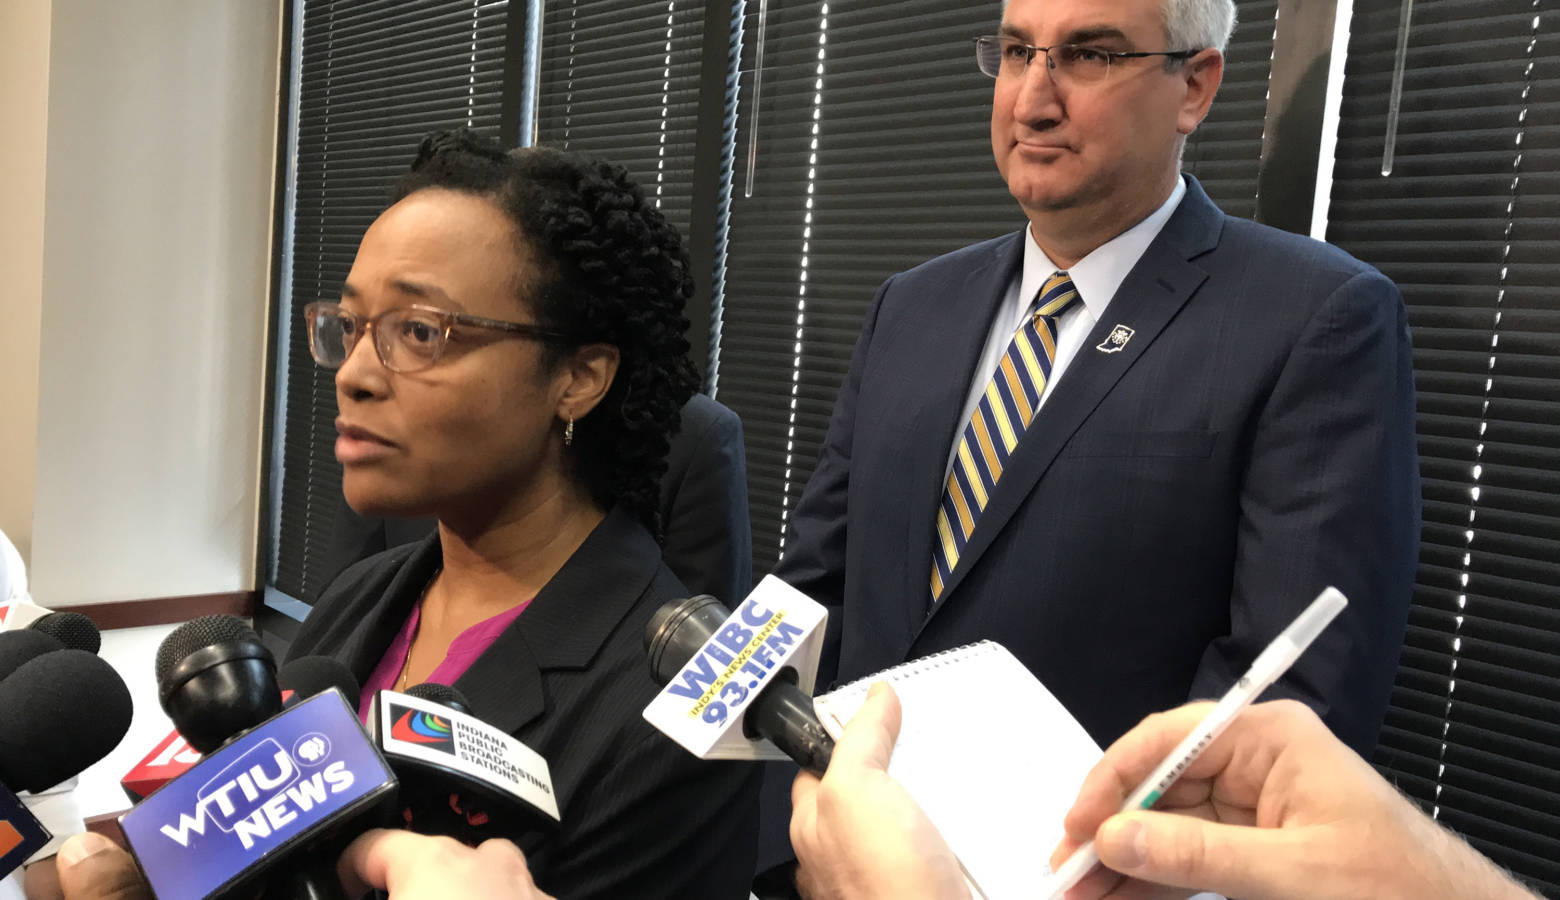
[119,689,395,900]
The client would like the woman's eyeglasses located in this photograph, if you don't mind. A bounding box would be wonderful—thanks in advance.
[305,301,570,374]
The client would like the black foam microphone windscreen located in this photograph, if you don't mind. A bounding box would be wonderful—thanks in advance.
[29,611,101,655]
[404,681,472,715]
[0,629,64,684]
[0,649,134,792]
[156,614,281,753]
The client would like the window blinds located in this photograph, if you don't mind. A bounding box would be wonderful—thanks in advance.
[1326,1,1560,893]
[273,0,511,602]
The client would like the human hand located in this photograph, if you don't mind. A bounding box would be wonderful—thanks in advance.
[337,828,554,900]
[1050,700,1537,900]
[790,682,969,900]
[31,833,152,900]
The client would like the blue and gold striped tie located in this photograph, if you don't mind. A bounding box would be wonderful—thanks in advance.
[930,271,1079,603]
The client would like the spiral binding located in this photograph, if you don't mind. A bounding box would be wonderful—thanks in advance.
[822,640,998,701]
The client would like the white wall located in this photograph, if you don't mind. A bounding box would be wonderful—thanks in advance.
[0,0,52,565]
[26,0,282,606]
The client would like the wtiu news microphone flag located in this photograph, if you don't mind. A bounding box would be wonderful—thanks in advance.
[118,690,395,900]
[643,576,827,761]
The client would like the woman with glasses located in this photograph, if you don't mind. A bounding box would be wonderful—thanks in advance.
[285,129,759,899]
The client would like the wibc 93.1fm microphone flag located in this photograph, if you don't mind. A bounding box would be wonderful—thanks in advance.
[119,617,396,900]
[641,576,835,772]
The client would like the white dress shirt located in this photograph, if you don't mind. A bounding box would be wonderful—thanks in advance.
[943,177,1187,480]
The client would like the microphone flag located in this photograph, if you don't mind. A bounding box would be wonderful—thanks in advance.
[118,689,395,900]
[369,690,560,826]
[0,785,50,880]
[642,575,827,761]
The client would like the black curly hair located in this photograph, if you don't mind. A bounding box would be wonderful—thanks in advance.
[388,128,699,536]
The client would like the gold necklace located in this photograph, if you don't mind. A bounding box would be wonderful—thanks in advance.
[396,569,440,693]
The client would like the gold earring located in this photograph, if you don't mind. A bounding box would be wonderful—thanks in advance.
[564,416,574,446]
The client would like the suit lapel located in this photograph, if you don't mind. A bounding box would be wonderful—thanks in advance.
[897,233,1026,635]
[922,177,1225,627]
[455,506,659,734]
[334,534,442,686]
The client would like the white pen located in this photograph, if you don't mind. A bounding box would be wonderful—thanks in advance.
[1041,586,1350,899]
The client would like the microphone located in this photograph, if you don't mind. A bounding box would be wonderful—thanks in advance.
[366,682,559,840]
[643,583,835,773]
[404,681,470,714]
[0,629,63,684]
[155,615,283,755]
[118,617,396,900]
[122,655,360,804]
[0,650,134,880]
[28,611,101,655]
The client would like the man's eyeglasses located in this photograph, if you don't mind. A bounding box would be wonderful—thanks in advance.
[974,36,1201,85]
[305,301,570,374]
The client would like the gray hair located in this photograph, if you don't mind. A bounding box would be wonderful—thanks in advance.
[996,1,1237,54]
[1163,0,1237,53]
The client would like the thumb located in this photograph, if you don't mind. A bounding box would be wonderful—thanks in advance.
[1095,811,1299,900]
[54,833,154,900]
[829,682,902,773]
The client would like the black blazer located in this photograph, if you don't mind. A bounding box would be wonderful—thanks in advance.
[287,507,761,899]
[320,392,753,607]
[778,175,1420,753]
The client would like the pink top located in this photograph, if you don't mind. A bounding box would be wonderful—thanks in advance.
[358,597,531,722]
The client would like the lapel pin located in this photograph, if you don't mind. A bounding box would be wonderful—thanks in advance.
[1096,324,1135,354]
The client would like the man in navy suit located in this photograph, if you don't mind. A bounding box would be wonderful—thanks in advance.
[764,0,1419,874]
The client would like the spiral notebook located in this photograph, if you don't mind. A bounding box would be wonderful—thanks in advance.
[812,642,1103,900]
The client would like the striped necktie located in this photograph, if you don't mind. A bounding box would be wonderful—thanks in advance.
[930,271,1079,603]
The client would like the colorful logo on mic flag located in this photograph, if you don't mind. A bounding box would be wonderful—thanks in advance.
[389,705,455,754]
[0,786,51,880]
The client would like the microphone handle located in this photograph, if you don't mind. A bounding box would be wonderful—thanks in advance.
[744,679,835,775]
[266,849,350,900]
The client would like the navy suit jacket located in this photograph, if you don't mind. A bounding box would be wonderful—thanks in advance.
[321,392,754,608]
[775,175,1420,755]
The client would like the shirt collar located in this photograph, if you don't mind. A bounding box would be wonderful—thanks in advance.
[1020,175,1188,319]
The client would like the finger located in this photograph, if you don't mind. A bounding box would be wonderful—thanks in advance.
[791,766,821,812]
[24,854,62,900]
[1059,858,1124,900]
[53,833,153,900]
[474,838,538,888]
[788,783,818,860]
[829,682,902,774]
[1048,835,1081,873]
[338,828,449,895]
[1097,877,1196,900]
[1094,810,1301,900]
[1062,705,1216,841]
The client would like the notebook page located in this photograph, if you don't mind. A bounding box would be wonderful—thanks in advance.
[814,642,1102,900]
